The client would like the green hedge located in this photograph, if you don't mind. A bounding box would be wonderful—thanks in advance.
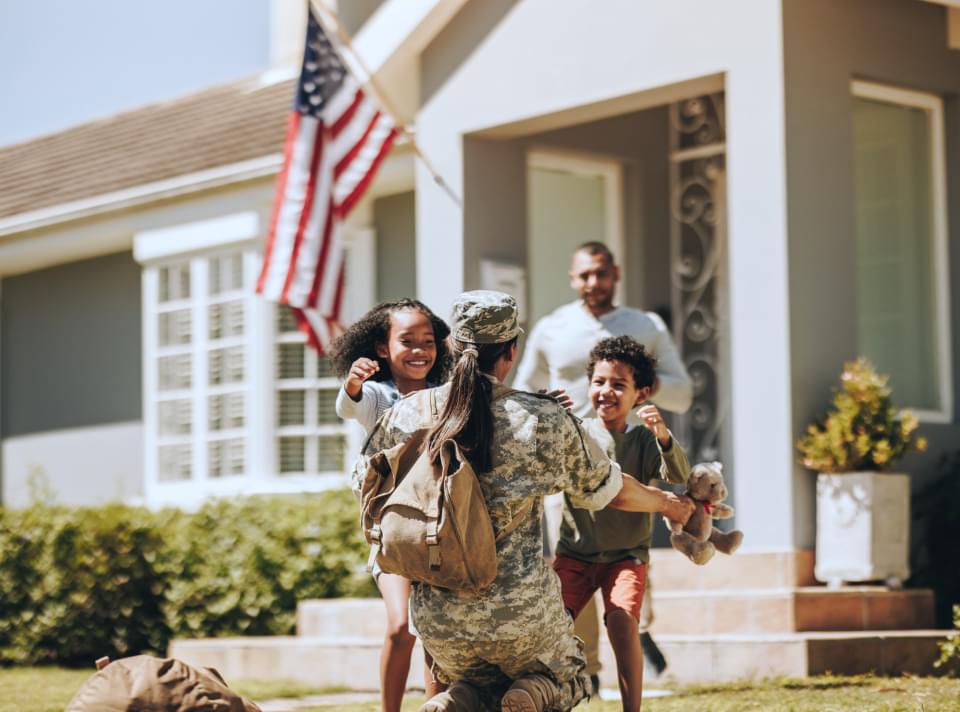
[0,490,375,666]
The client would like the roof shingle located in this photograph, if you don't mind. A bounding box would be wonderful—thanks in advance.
[0,75,294,220]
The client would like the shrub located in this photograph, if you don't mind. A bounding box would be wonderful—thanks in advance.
[796,358,927,473]
[0,489,374,666]
[936,605,960,669]
[162,491,375,639]
[0,504,172,666]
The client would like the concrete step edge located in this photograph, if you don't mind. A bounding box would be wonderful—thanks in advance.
[654,629,953,642]
[172,635,387,647]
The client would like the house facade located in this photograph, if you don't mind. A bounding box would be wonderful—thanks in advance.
[1,0,958,570]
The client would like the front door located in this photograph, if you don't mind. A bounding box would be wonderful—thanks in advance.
[526,150,624,325]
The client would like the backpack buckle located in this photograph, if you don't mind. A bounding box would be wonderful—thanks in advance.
[426,520,439,546]
[369,525,381,544]
[428,544,441,570]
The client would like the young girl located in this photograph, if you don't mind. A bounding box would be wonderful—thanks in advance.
[331,298,451,712]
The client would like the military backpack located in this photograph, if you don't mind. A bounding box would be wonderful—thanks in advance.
[359,388,531,594]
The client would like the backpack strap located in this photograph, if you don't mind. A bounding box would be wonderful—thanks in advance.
[495,498,534,544]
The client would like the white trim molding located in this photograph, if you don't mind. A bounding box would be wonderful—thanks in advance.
[134,212,261,264]
[851,80,953,423]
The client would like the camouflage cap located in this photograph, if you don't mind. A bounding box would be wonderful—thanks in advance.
[450,290,523,344]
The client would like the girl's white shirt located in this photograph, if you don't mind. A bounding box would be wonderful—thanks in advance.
[335,379,401,434]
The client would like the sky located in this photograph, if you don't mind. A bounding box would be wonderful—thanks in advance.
[0,0,272,147]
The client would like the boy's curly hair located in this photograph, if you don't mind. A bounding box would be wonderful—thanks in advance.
[330,299,452,384]
[586,335,658,390]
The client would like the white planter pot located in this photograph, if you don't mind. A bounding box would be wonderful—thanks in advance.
[814,471,910,587]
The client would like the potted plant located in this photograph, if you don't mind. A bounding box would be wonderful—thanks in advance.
[797,358,927,588]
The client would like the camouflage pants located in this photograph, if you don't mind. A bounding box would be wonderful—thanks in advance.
[422,626,591,712]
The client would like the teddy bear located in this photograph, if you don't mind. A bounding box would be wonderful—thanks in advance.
[665,461,743,565]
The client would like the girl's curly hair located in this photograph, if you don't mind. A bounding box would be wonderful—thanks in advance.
[330,298,452,384]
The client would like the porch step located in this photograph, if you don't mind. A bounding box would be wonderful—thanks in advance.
[647,549,816,590]
[621,631,959,684]
[169,629,958,689]
[649,586,935,634]
[298,598,388,638]
[169,635,426,691]
[297,586,935,640]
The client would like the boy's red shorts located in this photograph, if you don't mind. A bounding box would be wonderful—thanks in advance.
[553,554,647,622]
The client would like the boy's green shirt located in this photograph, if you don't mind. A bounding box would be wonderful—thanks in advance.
[556,418,691,564]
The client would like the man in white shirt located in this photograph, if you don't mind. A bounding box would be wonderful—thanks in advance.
[514,241,692,415]
[514,240,693,690]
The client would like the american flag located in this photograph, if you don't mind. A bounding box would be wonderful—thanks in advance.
[257,8,398,352]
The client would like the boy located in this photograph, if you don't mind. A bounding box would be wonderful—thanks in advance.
[553,335,692,711]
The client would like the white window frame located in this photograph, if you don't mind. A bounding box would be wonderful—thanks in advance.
[136,210,378,508]
[851,80,953,423]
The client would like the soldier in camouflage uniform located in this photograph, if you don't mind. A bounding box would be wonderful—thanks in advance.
[354,291,626,712]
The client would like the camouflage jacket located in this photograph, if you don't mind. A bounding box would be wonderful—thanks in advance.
[353,379,622,641]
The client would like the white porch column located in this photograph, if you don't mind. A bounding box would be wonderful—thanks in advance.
[723,8,796,552]
[414,127,465,314]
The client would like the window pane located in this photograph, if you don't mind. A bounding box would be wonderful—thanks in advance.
[209,392,244,430]
[158,354,192,390]
[209,346,244,385]
[279,436,306,473]
[853,97,939,410]
[159,444,192,481]
[318,434,346,472]
[209,438,245,477]
[209,253,244,295]
[159,264,190,302]
[276,304,300,333]
[317,356,335,378]
[277,343,305,379]
[158,309,191,346]
[209,300,244,340]
[317,389,340,425]
[159,399,192,435]
[278,390,306,426]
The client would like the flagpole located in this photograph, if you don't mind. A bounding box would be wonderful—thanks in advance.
[307,0,463,208]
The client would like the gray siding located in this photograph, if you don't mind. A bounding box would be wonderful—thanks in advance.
[1,251,142,438]
[783,0,960,545]
[374,191,418,302]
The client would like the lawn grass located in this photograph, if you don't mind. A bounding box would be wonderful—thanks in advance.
[0,667,92,712]
[644,675,960,712]
[302,676,960,712]
[0,666,337,712]
[2,666,958,712]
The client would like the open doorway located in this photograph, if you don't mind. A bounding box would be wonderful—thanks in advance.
[526,150,625,325]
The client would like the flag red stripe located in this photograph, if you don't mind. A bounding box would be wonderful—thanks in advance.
[334,111,382,179]
[331,89,364,137]
[307,198,336,308]
[330,260,346,321]
[292,307,323,352]
[257,112,301,294]
[280,128,326,303]
[336,127,398,218]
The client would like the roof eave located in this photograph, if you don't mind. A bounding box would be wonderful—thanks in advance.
[0,155,282,241]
